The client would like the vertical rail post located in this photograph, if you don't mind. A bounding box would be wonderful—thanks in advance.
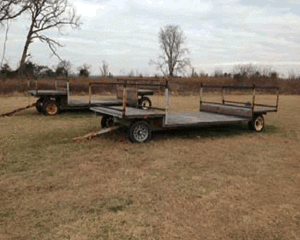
[164,80,169,125]
[67,81,70,105]
[89,83,92,109]
[55,80,58,90]
[27,80,30,106]
[199,83,203,111]
[276,87,280,111]
[122,81,127,118]
[222,86,225,104]
[252,84,256,116]
[35,80,38,94]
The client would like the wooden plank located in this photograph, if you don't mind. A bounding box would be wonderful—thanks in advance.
[91,106,165,118]
[90,106,123,118]
[68,99,122,107]
[73,126,120,142]
[29,90,67,96]
[254,106,277,113]
[201,103,253,118]
[138,89,154,96]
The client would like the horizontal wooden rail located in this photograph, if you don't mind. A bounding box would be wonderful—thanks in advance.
[90,82,167,88]
[201,85,279,90]
[201,101,252,109]
[224,100,252,105]
[253,103,277,108]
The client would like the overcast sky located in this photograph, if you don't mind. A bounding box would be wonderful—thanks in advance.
[1,0,300,77]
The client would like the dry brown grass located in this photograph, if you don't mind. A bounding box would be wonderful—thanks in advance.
[0,94,299,239]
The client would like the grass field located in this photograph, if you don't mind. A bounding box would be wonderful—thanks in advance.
[0,94,299,239]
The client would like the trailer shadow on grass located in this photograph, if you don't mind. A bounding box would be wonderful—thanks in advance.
[153,125,257,141]
[59,109,94,115]
[100,123,280,143]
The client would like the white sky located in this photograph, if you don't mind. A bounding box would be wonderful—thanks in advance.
[1,0,300,77]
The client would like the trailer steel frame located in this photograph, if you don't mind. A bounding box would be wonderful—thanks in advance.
[89,79,279,143]
[28,79,155,115]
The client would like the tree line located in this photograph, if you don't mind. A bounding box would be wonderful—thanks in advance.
[0,60,115,78]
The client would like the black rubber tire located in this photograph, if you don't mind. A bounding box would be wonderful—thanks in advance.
[43,101,60,116]
[249,115,264,132]
[36,99,43,113]
[129,121,151,143]
[139,97,152,110]
[101,115,114,128]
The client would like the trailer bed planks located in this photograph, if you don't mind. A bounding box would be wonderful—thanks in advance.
[165,112,248,128]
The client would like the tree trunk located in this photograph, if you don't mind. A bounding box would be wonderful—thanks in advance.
[20,38,31,66]
[168,59,173,76]
[19,19,35,75]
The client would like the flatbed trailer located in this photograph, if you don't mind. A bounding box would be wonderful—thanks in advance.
[89,80,279,143]
[28,80,154,115]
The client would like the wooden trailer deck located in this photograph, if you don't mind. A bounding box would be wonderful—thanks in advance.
[91,101,277,128]
[165,112,248,127]
[91,105,250,128]
[86,80,279,142]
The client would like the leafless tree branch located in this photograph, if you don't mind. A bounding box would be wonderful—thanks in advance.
[1,20,10,67]
[0,0,29,24]
[99,60,109,77]
[19,0,82,72]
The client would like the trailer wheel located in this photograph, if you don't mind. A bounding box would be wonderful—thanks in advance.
[139,97,151,110]
[129,121,151,143]
[36,99,43,113]
[249,115,264,132]
[43,101,60,116]
[101,115,114,128]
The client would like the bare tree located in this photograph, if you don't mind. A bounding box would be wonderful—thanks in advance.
[56,60,71,77]
[128,69,135,77]
[150,25,190,77]
[233,64,258,78]
[214,68,223,77]
[1,20,10,67]
[1,0,28,65]
[0,0,29,24]
[288,69,297,80]
[190,67,198,77]
[99,60,109,77]
[77,63,90,77]
[19,0,81,73]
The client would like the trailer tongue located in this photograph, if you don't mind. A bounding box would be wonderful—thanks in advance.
[0,103,36,117]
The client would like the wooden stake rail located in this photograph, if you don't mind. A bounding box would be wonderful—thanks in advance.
[0,103,36,117]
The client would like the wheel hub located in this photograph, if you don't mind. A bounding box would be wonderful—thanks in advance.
[255,117,264,131]
[133,125,148,142]
[46,103,58,115]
